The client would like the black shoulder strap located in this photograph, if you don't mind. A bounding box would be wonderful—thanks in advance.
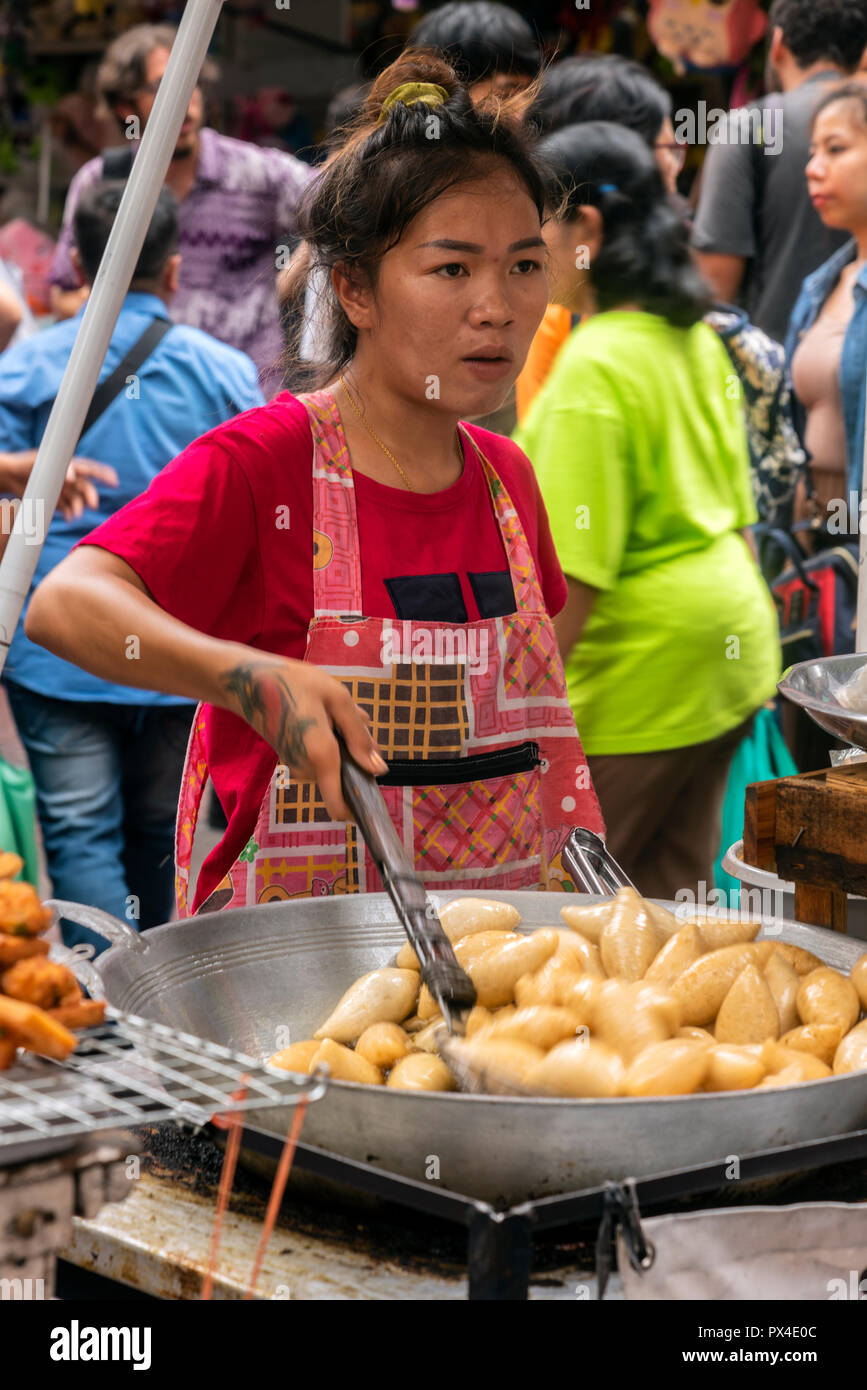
[78,318,172,443]
[101,145,135,180]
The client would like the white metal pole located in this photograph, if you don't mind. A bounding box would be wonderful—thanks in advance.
[0,0,224,665]
[858,370,867,652]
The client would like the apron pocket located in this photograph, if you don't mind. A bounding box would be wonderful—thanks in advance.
[379,742,543,881]
[378,740,540,786]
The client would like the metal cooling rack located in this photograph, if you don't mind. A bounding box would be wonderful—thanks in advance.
[0,1007,327,1166]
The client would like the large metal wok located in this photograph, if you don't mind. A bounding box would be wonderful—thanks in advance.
[70,892,867,1206]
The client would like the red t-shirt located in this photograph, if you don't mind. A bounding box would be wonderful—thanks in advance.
[81,392,567,907]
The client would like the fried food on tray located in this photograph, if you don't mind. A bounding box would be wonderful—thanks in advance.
[0,868,107,1071]
[0,852,23,880]
[0,879,53,936]
[0,933,49,966]
[0,995,77,1060]
[47,998,106,1029]
[1,958,80,1010]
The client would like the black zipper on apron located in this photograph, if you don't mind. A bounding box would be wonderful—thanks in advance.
[377,740,541,787]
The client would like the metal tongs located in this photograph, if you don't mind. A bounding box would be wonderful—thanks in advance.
[338,738,476,1035]
[561,828,637,895]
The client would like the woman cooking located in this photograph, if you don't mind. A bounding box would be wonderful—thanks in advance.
[26,51,603,920]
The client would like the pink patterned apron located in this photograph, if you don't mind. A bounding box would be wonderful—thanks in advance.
[176,389,603,914]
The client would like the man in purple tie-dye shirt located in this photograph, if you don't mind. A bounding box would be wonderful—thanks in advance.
[49,24,316,399]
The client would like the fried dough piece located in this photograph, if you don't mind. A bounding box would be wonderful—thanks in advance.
[796,968,860,1035]
[0,880,53,936]
[704,1044,766,1092]
[530,1039,626,1098]
[47,999,106,1030]
[624,1038,708,1097]
[267,1039,320,1073]
[599,888,663,980]
[559,899,614,944]
[770,942,824,977]
[0,852,23,880]
[644,924,704,987]
[852,954,867,1011]
[832,1019,867,1075]
[764,951,800,1034]
[670,943,761,1026]
[0,996,77,1060]
[397,899,523,967]
[355,1022,409,1069]
[779,1022,843,1066]
[447,1036,544,1090]
[0,933,49,966]
[387,1053,454,1091]
[1,958,80,1010]
[467,930,559,1008]
[309,1038,383,1085]
[475,1004,585,1051]
[315,968,419,1042]
[715,964,780,1045]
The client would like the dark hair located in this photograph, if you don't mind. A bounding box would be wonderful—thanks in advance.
[409,2,541,86]
[281,48,547,388]
[324,82,371,139]
[96,22,219,116]
[768,0,867,72]
[539,121,708,328]
[529,55,671,144]
[73,180,179,283]
[813,79,867,130]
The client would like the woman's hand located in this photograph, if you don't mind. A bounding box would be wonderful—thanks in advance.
[25,545,385,824]
[218,654,387,820]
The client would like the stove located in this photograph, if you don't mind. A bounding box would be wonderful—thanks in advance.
[57,1120,867,1301]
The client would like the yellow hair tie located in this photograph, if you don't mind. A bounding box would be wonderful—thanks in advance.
[378,81,449,123]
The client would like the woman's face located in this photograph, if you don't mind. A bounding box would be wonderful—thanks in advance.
[806,101,867,234]
[352,170,550,418]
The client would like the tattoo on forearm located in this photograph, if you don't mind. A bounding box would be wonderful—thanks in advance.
[222,662,316,766]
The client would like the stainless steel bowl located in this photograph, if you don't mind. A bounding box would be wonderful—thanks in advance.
[778,654,867,747]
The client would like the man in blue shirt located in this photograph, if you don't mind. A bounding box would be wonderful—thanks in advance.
[0,181,264,951]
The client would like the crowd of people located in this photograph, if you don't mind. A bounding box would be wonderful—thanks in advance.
[2,0,867,950]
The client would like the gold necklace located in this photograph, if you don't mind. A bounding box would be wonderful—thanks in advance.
[338,375,463,491]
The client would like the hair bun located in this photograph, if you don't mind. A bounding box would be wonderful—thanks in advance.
[366,48,460,124]
[377,81,450,125]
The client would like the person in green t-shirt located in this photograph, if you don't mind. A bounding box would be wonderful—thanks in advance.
[514,121,781,900]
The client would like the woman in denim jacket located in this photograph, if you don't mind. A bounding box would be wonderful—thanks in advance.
[785,82,867,526]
